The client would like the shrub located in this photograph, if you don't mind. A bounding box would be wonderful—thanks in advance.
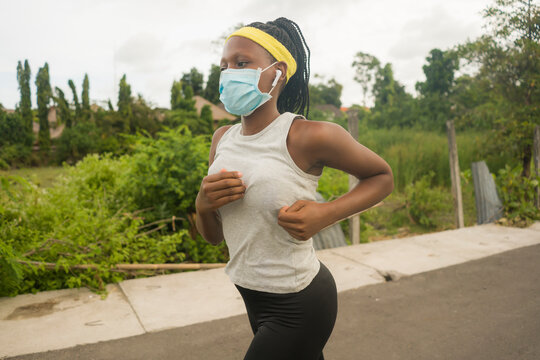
[119,125,211,226]
[405,171,452,228]
[55,121,101,164]
[495,164,540,227]
[0,126,228,298]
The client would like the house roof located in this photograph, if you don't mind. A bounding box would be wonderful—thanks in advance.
[193,95,236,121]
[314,104,344,118]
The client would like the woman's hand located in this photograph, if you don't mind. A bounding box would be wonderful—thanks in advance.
[277,200,334,241]
[196,168,246,214]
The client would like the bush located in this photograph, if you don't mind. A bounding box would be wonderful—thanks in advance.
[495,164,540,227]
[0,125,228,298]
[55,121,101,164]
[405,171,452,228]
[0,143,33,169]
[119,125,211,225]
[0,110,34,168]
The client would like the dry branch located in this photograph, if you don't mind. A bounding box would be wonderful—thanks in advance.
[16,260,227,271]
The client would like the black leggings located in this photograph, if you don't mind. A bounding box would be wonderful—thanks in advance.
[235,261,338,360]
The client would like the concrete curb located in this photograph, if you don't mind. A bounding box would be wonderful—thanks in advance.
[1,222,539,358]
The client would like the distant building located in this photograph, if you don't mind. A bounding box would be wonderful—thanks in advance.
[314,104,344,118]
[193,95,237,123]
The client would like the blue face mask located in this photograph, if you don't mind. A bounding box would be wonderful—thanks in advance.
[219,61,279,116]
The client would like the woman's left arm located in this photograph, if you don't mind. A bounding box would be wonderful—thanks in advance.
[277,120,394,241]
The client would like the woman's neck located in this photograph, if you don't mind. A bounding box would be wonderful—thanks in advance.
[241,102,281,136]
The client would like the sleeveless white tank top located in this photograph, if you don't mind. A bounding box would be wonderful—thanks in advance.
[207,111,322,293]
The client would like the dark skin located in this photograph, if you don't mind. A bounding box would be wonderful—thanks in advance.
[195,35,394,244]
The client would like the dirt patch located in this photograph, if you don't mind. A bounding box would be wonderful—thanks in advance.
[4,299,59,320]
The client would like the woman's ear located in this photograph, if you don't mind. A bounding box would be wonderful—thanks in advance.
[277,62,288,82]
[276,61,288,90]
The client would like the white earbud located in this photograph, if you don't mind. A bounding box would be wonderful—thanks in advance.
[272,70,282,87]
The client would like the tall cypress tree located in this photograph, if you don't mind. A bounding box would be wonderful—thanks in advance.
[200,104,214,133]
[68,79,81,124]
[117,74,132,133]
[81,73,90,121]
[203,65,221,104]
[54,87,72,128]
[16,59,33,146]
[170,79,196,111]
[35,63,52,152]
[181,67,204,95]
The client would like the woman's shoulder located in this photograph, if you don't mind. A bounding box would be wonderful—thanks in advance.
[209,124,236,164]
[212,123,239,144]
[290,116,345,141]
[213,124,234,139]
[289,116,351,158]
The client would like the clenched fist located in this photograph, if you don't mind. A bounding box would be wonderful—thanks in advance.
[277,200,332,241]
[196,168,246,214]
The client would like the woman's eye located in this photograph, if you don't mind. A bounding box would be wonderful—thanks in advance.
[237,61,247,67]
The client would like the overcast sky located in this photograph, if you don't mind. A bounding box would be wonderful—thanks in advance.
[0,0,493,110]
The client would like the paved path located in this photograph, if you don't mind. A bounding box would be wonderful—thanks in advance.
[1,222,539,359]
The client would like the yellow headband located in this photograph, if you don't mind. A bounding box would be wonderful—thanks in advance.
[226,26,297,82]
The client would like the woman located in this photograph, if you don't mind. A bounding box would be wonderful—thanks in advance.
[195,17,394,360]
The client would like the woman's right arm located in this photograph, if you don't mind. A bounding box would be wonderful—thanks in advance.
[195,125,245,245]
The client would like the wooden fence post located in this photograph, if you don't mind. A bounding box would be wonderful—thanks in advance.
[446,120,464,228]
[534,125,540,209]
[347,110,360,244]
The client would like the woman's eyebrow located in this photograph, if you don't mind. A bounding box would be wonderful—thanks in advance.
[221,52,252,63]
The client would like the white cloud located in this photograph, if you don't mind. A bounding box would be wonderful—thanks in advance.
[116,33,164,71]
[388,4,479,61]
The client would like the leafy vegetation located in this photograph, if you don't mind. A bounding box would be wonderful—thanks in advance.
[494,164,540,227]
[0,126,227,298]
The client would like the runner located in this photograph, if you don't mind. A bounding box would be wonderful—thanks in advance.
[195,17,394,360]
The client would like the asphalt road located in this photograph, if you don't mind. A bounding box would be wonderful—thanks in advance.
[10,243,540,360]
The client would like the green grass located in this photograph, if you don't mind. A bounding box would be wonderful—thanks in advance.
[357,126,512,191]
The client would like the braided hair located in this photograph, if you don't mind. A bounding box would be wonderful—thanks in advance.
[246,18,311,118]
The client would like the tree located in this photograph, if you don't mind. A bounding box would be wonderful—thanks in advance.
[200,104,214,134]
[68,79,82,123]
[371,63,418,129]
[16,59,33,145]
[82,73,91,121]
[54,87,73,128]
[457,0,540,177]
[171,79,196,112]
[203,64,221,104]
[35,62,52,152]
[352,53,418,129]
[0,106,32,148]
[117,74,133,133]
[415,48,460,131]
[130,93,162,136]
[352,52,381,106]
[181,68,204,96]
[416,49,459,97]
[0,108,33,168]
[309,76,343,108]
